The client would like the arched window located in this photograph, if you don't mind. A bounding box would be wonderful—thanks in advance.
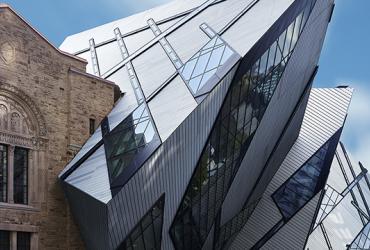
[0,102,36,206]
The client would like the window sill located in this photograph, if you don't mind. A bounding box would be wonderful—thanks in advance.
[0,202,39,212]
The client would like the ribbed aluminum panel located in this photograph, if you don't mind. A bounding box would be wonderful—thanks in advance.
[106,69,139,130]
[59,126,102,177]
[132,43,176,98]
[222,0,294,57]
[65,145,112,204]
[261,192,322,250]
[95,41,123,75]
[220,0,333,226]
[244,78,311,218]
[230,86,353,248]
[158,16,185,33]
[106,65,238,250]
[62,182,108,250]
[166,0,255,62]
[59,0,205,53]
[124,29,156,56]
[57,0,341,249]
[148,75,197,142]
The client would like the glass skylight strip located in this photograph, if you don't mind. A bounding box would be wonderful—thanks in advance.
[348,222,370,250]
[200,23,216,38]
[147,18,183,70]
[114,27,145,105]
[313,169,367,230]
[114,28,129,59]
[178,29,235,96]
[89,38,101,76]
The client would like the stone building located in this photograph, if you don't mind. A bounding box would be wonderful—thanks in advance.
[0,4,118,249]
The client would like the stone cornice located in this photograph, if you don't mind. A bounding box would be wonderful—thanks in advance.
[0,131,47,150]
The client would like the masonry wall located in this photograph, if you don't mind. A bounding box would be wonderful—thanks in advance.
[0,6,117,249]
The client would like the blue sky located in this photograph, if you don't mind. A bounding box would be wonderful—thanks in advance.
[4,0,370,166]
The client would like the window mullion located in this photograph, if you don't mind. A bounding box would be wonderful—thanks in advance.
[8,146,14,204]
[10,231,16,250]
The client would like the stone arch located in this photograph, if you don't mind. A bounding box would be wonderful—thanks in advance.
[0,82,47,138]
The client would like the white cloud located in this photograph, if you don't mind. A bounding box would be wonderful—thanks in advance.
[104,0,173,15]
[340,83,370,168]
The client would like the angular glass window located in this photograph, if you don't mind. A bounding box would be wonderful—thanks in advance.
[0,145,7,203]
[348,222,370,250]
[313,185,342,229]
[215,198,261,250]
[272,132,340,220]
[104,103,160,189]
[179,36,235,95]
[13,147,28,205]
[117,195,165,250]
[17,232,31,250]
[170,2,314,248]
[314,169,367,229]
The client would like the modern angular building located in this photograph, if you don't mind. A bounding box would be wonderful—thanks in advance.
[57,0,370,249]
[306,142,370,250]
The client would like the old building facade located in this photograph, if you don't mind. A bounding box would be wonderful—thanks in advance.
[0,4,118,249]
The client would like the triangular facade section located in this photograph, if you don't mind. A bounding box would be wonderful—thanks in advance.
[117,195,165,250]
[272,129,342,220]
[169,0,316,248]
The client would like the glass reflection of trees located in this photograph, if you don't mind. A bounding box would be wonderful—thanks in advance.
[170,3,314,248]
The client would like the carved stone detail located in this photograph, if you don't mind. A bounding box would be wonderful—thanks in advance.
[0,41,16,64]
[0,82,47,137]
[0,96,35,136]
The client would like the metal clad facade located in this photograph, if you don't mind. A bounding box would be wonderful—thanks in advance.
[261,192,323,250]
[229,87,352,248]
[62,182,108,250]
[220,0,333,225]
[148,75,197,141]
[57,0,340,249]
[107,65,238,250]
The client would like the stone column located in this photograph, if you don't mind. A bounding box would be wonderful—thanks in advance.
[31,232,38,250]
[9,231,16,250]
[7,145,14,203]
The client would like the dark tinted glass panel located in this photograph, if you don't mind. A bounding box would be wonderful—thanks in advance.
[0,230,9,250]
[17,232,31,250]
[215,198,260,249]
[104,104,158,183]
[0,145,7,203]
[170,3,313,249]
[117,196,164,250]
[14,147,28,204]
[273,142,330,220]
